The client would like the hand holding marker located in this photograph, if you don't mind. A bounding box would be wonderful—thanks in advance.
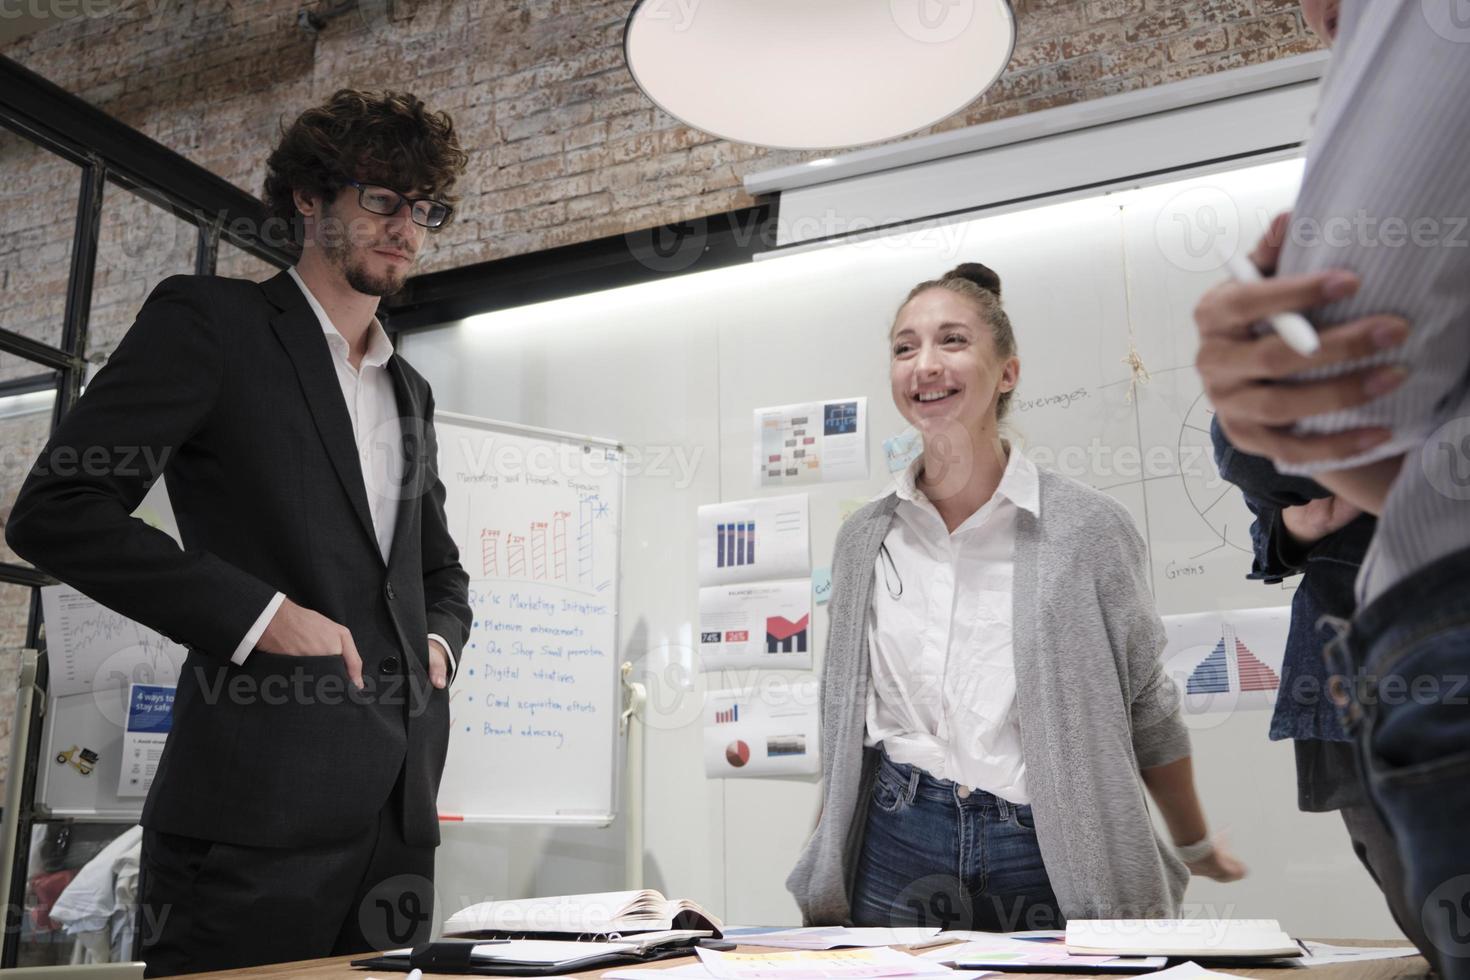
[1220,248,1321,356]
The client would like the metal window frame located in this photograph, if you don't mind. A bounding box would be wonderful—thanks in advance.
[0,54,292,968]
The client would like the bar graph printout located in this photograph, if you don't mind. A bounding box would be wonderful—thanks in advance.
[696,495,812,671]
[1160,607,1290,719]
[702,677,819,778]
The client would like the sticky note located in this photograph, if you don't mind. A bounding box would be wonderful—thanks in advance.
[813,567,833,605]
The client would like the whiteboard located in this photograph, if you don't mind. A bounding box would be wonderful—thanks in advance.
[433,412,625,825]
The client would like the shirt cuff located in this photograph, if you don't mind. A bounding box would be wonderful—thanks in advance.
[233,592,286,665]
[427,633,456,678]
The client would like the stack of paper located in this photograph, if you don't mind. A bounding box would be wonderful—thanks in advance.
[1294,942,1421,967]
[920,936,1166,973]
[720,927,942,950]
[608,945,962,980]
[1064,920,1300,960]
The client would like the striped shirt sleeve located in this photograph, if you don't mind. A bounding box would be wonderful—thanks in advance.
[1273,0,1470,476]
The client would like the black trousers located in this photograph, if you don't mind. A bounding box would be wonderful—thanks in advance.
[1296,738,1429,954]
[136,777,434,977]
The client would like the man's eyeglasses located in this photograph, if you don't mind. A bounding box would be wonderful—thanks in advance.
[346,179,452,229]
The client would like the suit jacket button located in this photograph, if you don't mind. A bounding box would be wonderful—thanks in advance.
[385,583,397,600]
[380,657,400,674]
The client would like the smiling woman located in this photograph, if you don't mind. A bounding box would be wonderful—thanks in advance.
[786,262,1247,929]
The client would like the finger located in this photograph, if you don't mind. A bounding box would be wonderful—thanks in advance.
[1197,315,1408,390]
[1196,270,1359,337]
[1244,316,1408,381]
[1222,367,1406,426]
[1221,420,1393,467]
[1249,211,1292,275]
[339,628,364,690]
[1314,314,1410,362]
[430,648,447,690]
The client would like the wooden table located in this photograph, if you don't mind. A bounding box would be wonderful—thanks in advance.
[173,941,1432,980]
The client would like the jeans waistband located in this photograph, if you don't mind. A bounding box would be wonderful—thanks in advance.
[877,746,1019,815]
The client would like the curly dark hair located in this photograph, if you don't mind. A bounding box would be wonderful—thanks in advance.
[262,89,469,250]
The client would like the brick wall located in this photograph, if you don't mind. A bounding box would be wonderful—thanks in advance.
[0,0,1321,794]
[2,0,1320,282]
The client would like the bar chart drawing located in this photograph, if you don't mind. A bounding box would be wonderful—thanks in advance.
[480,529,500,578]
[1236,638,1280,692]
[531,521,548,580]
[506,534,526,578]
[474,499,611,592]
[717,521,756,568]
[1186,641,1230,695]
[1185,623,1281,695]
[553,511,569,581]
[579,496,596,586]
[766,614,809,654]
[714,704,740,724]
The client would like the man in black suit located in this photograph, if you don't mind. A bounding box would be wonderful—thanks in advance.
[6,89,472,976]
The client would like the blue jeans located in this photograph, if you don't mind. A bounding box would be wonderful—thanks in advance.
[851,749,1062,932]
[1327,546,1470,978]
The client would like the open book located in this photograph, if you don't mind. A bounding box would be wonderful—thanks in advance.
[444,890,724,938]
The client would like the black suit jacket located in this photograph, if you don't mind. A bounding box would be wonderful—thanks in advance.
[6,271,471,849]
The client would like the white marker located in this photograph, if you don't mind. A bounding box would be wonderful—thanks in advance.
[1221,250,1321,355]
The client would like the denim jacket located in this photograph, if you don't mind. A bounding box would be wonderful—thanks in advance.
[1211,419,1376,742]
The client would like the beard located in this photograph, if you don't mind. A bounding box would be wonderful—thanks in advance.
[343,257,406,298]
[319,206,413,297]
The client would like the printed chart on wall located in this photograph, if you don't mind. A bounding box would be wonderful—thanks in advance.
[433,412,624,824]
[755,398,869,487]
[696,495,812,671]
[1160,606,1290,720]
[703,678,820,779]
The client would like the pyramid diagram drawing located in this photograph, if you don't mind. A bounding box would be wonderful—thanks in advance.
[1186,623,1280,695]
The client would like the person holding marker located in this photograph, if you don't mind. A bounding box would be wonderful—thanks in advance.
[6,90,472,975]
[1194,1,1470,971]
[788,263,1244,931]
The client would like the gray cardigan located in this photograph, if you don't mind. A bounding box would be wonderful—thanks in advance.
[786,467,1191,925]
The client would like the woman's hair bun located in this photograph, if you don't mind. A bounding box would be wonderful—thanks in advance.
[943,262,1001,299]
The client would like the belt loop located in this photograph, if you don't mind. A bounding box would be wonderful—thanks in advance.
[996,796,1010,819]
[906,768,920,805]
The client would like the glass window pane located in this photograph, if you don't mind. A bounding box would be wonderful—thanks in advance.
[0,128,81,368]
[0,583,29,798]
[85,181,200,363]
[0,383,57,570]
[17,821,139,965]
[216,237,284,283]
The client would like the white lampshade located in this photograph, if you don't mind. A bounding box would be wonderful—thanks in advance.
[624,0,1016,150]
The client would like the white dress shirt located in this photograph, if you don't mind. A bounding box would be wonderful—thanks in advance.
[863,445,1040,803]
[231,268,451,671]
